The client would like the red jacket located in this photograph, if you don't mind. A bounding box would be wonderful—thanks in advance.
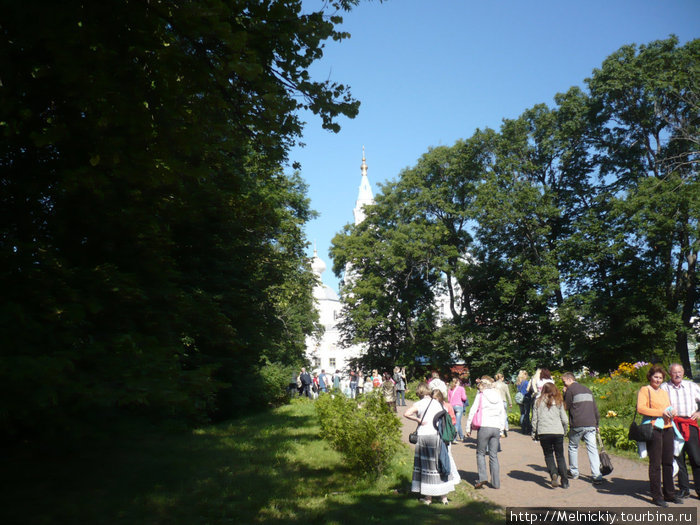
[674,416,699,443]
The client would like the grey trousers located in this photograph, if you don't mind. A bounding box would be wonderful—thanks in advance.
[476,426,501,488]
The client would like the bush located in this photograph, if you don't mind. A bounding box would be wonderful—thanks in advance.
[587,376,641,422]
[404,379,422,401]
[315,391,402,477]
[598,424,637,452]
[259,361,296,407]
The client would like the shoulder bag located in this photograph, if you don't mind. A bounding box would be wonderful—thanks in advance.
[597,429,614,476]
[471,392,484,431]
[409,399,433,444]
[628,387,654,442]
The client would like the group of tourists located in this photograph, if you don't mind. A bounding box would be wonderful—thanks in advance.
[404,364,700,508]
[292,366,408,408]
[509,367,599,491]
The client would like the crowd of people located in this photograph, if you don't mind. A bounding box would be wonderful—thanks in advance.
[291,362,700,507]
[291,366,407,406]
[408,364,700,508]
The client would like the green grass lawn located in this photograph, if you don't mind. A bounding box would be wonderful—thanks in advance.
[3,400,502,524]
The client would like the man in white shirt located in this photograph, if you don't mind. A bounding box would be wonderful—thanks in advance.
[428,371,448,398]
[660,363,700,499]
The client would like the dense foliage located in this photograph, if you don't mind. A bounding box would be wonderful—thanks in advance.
[332,37,699,376]
[315,391,402,477]
[0,0,371,437]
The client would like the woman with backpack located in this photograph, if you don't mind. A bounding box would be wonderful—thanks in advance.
[404,383,456,505]
[433,389,461,492]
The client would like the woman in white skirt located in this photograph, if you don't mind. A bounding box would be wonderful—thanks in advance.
[404,382,457,505]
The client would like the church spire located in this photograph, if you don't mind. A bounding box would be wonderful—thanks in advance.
[361,145,368,178]
[353,146,374,225]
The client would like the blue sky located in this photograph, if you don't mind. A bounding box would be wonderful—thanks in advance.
[288,0,699,292]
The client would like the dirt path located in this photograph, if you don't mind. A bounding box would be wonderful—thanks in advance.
[397,402,700,510]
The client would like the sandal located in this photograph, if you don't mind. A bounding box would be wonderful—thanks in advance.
[441,497,449,505]
[419,497,432,505]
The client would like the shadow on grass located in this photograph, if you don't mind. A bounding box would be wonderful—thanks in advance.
[308,494,502,525]
[1,401,502,524]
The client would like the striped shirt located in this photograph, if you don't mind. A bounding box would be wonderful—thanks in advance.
[660,380,700,417]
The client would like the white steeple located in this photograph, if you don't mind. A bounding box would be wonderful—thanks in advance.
[353,146,374,225]
[345,148,375,289]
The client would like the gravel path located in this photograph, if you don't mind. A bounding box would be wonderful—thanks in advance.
[397,402,700,510]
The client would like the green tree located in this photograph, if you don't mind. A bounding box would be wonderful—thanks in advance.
[330,37,698,377]
[0,0,369,436]
[471,89,601,371]
[585,36,699,371]
[331,187,440,371]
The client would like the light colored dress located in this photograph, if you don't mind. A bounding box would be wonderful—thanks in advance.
[411,397,460,496]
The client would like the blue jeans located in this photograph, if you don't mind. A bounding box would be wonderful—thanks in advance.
[452,404,464,439]
[396,389,405,406]
[519,396,532,434]
[568,426,601,479]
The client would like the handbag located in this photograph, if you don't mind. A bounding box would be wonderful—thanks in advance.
[409,399,433,444]
[596,430,613,476]
[470,393,483,430]
[628,387,654,442]
[515,391,524,404]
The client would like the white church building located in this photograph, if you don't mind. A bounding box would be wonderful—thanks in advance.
[304,150,373,373]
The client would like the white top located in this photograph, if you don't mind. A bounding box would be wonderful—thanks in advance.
[429,378,448,398]
[466,389,506,431]
[535,378,554,397]
[413,397,443,436]
[661,379,700,418]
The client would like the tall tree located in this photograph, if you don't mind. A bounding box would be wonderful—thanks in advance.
[0,0,367,436]
[586,36,699,371]
[331,185,441,371]
[331,37,698,377]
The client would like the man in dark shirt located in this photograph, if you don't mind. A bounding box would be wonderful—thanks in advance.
[562,372,603,485]
[299,368,312,398]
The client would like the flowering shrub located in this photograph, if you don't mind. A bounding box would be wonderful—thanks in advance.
[611,362,635,378]
[611,361,652,383]
[633,362,652,383]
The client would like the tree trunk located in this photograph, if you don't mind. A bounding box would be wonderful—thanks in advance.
[676,331,692,379]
